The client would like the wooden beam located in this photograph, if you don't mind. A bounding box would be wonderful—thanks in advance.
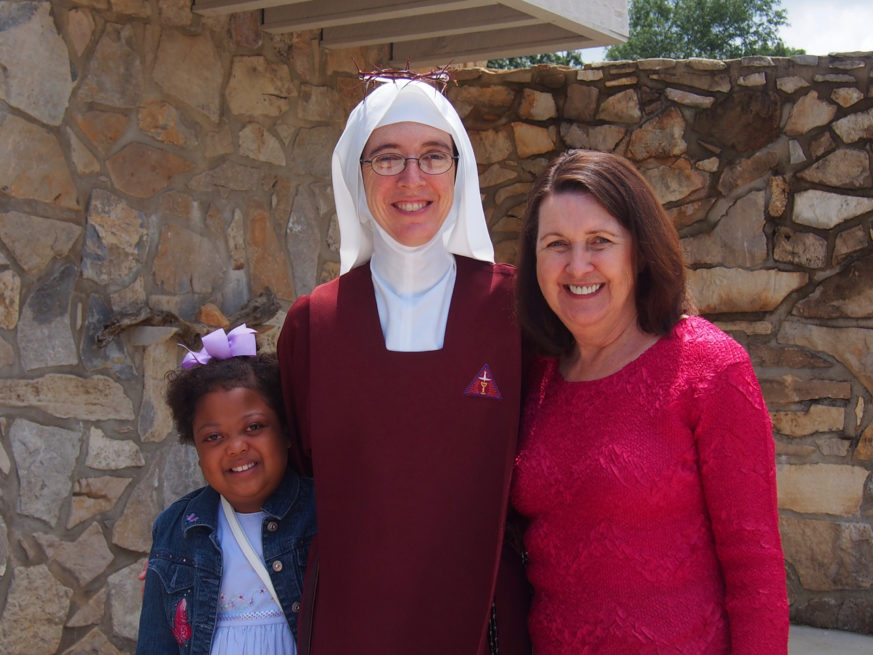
[321,6,539,48]
[192,0,305,16]
[389,23,600,67]
[502,0,628,40]
[262,0,489,32]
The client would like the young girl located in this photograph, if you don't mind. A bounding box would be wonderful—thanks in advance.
[137,325,316,655]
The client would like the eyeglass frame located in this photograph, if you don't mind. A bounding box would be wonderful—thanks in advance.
[359,151,460,176]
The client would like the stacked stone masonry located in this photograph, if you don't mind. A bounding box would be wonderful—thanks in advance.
[0,1,872,652]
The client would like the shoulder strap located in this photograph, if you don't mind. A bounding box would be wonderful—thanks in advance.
[220,495,283,611]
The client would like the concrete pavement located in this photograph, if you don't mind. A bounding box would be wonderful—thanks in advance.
[789,625,873,654]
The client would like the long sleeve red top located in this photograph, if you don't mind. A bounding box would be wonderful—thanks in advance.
[512,316,788,655]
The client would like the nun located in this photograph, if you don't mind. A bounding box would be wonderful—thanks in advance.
[278,77,528,655]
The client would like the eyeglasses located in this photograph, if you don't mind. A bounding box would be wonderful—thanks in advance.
[360,151,459,176]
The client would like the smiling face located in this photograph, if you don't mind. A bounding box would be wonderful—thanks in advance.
[361,121,456,247]
[536,191,638,344]
[193,386,289,513]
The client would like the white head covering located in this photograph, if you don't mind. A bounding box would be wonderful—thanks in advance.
[332,79,494,274]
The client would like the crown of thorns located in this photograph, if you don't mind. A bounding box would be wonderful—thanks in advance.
[356,60,456,94]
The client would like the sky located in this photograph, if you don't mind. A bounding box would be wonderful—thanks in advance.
[583,0,873,61]
[778,0,873,55]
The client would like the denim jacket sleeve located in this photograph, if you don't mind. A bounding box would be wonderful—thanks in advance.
[136,520,199,654]
[135,488,221,655]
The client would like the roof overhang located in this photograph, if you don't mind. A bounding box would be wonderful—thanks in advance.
[192,0,628,67]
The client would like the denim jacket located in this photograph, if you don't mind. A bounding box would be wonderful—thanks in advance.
[136,468,316,655]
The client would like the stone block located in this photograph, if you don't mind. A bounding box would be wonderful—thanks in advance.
[665,88,714,108]
[560,123,626,152]
[776,76,809,94]
[68,476,133,529]
[0,374,135,420]
[760,374,851,405]
[138,339,178,443]
[832,107,873,144]
[798,148,872,188]
[833,225,868,264]
[18,263,78,371]
[518,89,557,121]
[61,627,122,655]
[152,224,224,295]
[0,1,74,125]
[792,190,873,229]
[785,91,837,135]
[82,294,135,378]
[778,323,873,396]
[563,84,598,120]
[226,55,294,117]
[773,227,828,269]
[0,212,82,277]
[469,128,513,164]
[717,149,779,195]
[781,515,873,590]
[682,191,766,267]
[240,123,286,165]
[35,523,114,586]
[138,100,197,147]
[76,23,142,108]
[0,114,79,209]
[793,255,873,319]
[688,267,807,314]
[639,157,707,204]
[107,143,192,198]
[66,591,108,630]
[10,419,83,525]
[777,464,869,515]
[596,89,641,123]
[247,199,295,301]
[154,31,222,123]
[771,404,845,437]
[67,8,96,58]
[286,186,324,297]
[107,560,147,641]
[0,269,20,330]
[86,427,145,470]
[626,107,686,160]
[0,565,72,655]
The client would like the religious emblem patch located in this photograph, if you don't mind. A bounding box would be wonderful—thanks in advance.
[464,363,502,400]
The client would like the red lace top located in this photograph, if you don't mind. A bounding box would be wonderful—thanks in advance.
[512,316,788,654]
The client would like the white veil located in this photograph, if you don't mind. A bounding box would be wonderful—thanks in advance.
[331,79,494,274]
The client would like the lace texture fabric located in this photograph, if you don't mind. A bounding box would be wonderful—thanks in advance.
[512,316,788,655]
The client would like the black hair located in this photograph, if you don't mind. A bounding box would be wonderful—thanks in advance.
[165,353,286,444]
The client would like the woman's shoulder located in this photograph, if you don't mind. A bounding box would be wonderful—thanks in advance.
[669,315,753,370]
[456,255,516,287]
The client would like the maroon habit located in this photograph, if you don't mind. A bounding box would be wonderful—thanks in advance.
[278,256,526,655]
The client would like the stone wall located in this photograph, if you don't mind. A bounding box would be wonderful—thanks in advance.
[0,1,871,652]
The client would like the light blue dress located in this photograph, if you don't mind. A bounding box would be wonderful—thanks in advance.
[212,510,297,655]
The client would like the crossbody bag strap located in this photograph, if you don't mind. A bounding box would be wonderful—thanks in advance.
[220,495,283,611]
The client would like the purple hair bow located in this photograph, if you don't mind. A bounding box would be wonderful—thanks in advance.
[180,324,257,369]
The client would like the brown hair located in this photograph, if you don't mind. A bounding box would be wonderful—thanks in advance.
[516,149,690,356]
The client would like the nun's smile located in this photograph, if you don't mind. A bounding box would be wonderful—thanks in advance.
[361,121,456,247]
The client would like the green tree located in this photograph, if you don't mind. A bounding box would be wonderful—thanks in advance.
[488,50,585,69]
[606,0,804,61]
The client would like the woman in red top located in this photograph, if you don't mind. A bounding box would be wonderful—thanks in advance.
[512,149,788,654]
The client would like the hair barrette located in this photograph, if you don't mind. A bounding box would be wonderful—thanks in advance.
[180,324,257,369]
